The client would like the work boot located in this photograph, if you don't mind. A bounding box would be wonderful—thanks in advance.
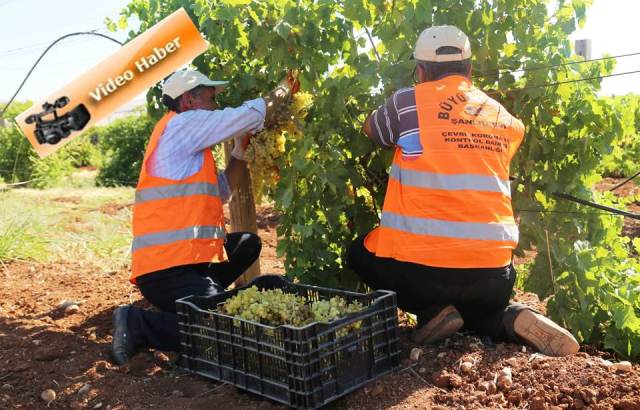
[414,305,464,345]
[513,309,579,356]
[111,305,139,365]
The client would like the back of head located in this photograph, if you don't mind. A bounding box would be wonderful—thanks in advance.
[413,25,472,82]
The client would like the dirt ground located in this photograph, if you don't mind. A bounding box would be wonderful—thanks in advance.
[2,200,640,410]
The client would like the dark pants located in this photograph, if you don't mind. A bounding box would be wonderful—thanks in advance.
[127,232,262,352]
[347,235,527,343]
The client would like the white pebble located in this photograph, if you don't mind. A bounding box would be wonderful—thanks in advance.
[65,304,80,315]
[409,347,423,361]
[611,361,633,373]
[497,374,513,390]
[40,389,56,403]
[600,359,613,367]
[78,384,91,396]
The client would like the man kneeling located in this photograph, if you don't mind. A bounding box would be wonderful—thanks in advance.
[348,26,579,356]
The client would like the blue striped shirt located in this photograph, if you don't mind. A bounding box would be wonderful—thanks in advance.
[369,88,423,158]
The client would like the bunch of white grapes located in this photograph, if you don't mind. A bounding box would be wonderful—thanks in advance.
[221,286,310,326]
[244,92,313,199]
[220,285,364,332]
[310,297,364,336]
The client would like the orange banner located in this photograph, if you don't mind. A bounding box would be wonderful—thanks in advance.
[15,8,208,158]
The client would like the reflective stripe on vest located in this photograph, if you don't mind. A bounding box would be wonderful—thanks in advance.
[364,76,525,268]
[130,111,227,282]
[380,211,518,243]
[135,182,220,203]
[131,225,226,252]
[389,164,511,197]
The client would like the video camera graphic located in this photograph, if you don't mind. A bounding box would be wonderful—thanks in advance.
[25,97,90,145]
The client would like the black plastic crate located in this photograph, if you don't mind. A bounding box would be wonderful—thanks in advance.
[176,275,400,409]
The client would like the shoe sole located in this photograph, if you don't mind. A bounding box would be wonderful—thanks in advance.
[514,309,579,356]
[414,307,464,345]
[111,306,131,365]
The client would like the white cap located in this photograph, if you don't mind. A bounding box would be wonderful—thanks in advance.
[413,25,471,62]
[162,69,228,99]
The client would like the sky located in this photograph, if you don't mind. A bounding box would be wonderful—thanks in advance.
[0,0,141,117]
[0,0,639,112]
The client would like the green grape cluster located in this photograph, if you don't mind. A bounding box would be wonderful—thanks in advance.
[219,285,365,334]
[221,286,310,326]
[244,92,313,199]
[309,296,362,322]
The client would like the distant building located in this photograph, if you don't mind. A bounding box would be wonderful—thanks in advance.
[575,39,592,60]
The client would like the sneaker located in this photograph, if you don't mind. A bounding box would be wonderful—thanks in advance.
[414,305,464,345]
[513,309,579,356]
[111,305,138,365]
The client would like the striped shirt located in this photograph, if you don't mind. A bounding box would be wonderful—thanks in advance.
[148,98,266,202]
[369,87,422,157]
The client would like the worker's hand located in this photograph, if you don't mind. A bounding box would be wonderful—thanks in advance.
[230,133,252,161]
[282,70,300,95]
[262,70,300,128]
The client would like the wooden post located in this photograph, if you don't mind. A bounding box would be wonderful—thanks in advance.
[224,141,261,285]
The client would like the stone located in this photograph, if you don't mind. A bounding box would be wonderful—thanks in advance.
[40,389,56,403]
[449,374,463,388]
[409,348,423,361]
[500,367,513,378]
[610,361,633,373]
[497,375,513,390]
[78,384,91,396]
[65,304,80,315]
[461,361,474,374]
[153,351,170,363]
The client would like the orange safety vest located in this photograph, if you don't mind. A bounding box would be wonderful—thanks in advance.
[364,75,525,268]
[129,112,227,283]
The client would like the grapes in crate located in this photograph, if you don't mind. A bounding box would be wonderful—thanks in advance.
[218,285,364,333]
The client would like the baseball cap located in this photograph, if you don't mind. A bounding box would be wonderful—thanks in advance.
[413,25,471,62]
[162,69,228,99]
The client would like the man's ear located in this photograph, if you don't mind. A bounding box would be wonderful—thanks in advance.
[179,93,191,112]
[416,64,426,82]
[362,113,374,139]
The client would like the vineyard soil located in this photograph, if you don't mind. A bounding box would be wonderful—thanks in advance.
[1,202,639,409]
